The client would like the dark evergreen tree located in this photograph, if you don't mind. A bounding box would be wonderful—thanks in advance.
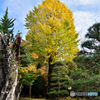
[0,7,16,42]
[80,23,100,54]
[69,69,100,100]
[73,23,100,99]
[77,22,100,74]
[48,61,69,100]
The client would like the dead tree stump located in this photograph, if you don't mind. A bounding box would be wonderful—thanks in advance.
[0,32,21,100]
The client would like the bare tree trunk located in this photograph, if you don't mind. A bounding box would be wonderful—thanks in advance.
[6,63,18,100]
[0,32,21,100]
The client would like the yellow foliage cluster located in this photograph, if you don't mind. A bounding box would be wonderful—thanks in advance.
[25,0,79,64]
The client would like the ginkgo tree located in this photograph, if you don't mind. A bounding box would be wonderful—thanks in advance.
[25,0,79,95]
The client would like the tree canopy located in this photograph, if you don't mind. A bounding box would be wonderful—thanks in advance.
[25,0,79,64]
[80,23,100,54]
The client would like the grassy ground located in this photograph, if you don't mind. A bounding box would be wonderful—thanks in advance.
[19,97,87,100]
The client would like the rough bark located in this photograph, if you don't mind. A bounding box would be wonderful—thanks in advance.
[0,34,2,83]
[47,56,54,99]
[0,32,21,100]
[15,83,22,100]
[13,32,22,100]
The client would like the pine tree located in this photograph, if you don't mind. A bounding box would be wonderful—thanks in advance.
[77,23,100,74]
[0,7,16,42]
[48,61,69,99]
[80,22,100,54]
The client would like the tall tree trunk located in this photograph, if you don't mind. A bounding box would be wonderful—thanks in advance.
[6,63,18,100]
[47,56,54,99]
[0,32,21,100]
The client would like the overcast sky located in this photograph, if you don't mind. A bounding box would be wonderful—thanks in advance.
[0,0,100,49]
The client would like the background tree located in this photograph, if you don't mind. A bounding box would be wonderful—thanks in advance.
[72,22,100,100]
[0,7,16,42]
[48,61,69,99]
[69,69,100,100]
[31,74,47,97]
[77,22,100,74]
[17,41,48,98]
[75,55,100,75]
[25,0,79,96]
[10,40,42,98]
[80,22,100,54]
[18,65,46,98]
[66,61,78,76]
[19,40,33,67]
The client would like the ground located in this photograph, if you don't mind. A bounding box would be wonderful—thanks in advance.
[19,97,87,100]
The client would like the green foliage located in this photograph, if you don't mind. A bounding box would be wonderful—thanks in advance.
[78,23,100,74]
[85,23,100,39]
[70,70,87,80]
[69,69,100,100]
[66,61,78,76]
[72,23,100,100]
[80,22,100,54]
[0,7,16,42]
[75,54,100,75]
[18,41,40,86]
[18,64,41,85]
[48,61,69,99]
[19,43,33,67]
[19,71,39,85]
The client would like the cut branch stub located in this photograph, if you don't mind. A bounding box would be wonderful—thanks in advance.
[13,32,22,61]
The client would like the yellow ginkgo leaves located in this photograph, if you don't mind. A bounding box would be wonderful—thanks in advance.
[25,0,79,63]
